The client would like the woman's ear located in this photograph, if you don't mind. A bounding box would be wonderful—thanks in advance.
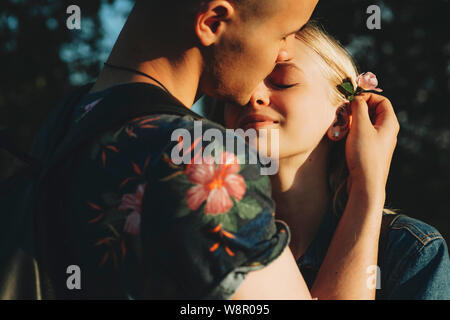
[327,105,350,141]
[195,1,235,47]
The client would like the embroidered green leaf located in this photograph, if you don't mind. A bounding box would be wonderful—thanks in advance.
[101,192,121,207]
[101,208,126,229]
[160,170,184,182]
[107,223,121,237]
[235,196,261,221]
[207,211,239,233]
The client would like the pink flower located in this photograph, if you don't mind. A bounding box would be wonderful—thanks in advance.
[185,152,246,215]
[356,72,383,92]
[119,183,146,235]
[123,211,141,236]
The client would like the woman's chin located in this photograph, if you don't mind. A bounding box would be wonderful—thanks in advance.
[244,131,281,160]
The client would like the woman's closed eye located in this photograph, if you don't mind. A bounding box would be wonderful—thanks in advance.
[266,78,298,90]
[267,62,303,90]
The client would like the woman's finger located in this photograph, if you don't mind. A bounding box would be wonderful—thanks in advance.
[349,96,371,132]
[359,93,400,136]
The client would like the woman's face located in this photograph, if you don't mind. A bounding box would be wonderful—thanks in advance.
[224,39,339,160]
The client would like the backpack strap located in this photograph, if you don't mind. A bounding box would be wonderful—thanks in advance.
[0,84,94,177]
[31,82,203,299]
[0,82,203,181]
[0,129,42,173]
[40,82,202,179]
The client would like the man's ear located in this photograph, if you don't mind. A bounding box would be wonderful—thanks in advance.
[327,105,350,141]
[195,1,235,47]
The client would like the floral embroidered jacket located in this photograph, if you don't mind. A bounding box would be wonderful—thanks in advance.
[28,83,289,299]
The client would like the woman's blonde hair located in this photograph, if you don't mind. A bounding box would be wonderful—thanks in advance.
[295,21,359,106]
[296,21,398,216]
[294,21,359,216]
[208,21,397,216]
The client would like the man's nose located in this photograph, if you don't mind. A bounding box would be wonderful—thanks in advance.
[249,82,270,108]
[277,36,295,62]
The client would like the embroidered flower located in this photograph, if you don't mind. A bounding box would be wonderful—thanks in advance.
[123,212,141,236]
[356,72,383,92]
[119,183,146,235]
[185,152,246,215]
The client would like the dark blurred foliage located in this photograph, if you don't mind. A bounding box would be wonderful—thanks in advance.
[0,1,449,238]
[0,0,116,177]
[313,0,450,240]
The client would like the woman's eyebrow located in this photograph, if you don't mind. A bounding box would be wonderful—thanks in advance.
[275,62,303,74]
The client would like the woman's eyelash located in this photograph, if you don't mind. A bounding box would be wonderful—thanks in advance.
[277,84,296,89]
[269,81,297,90]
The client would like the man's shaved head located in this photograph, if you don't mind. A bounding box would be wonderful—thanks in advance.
[135,0,274,24]
[128,0,318,105]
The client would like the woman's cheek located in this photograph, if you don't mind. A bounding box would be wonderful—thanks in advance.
[283,107,316,152]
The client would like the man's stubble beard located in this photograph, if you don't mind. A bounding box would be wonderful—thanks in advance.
[200,37,253,107]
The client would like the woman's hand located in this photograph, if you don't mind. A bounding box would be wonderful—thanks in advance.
[345,93,400,196]
[311,93,399,299]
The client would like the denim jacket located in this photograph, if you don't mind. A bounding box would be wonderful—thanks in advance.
[297,209,450,300]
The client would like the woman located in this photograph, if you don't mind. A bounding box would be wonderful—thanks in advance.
[218,22,450,299]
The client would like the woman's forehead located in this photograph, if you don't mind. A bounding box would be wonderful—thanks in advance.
[273,41,322,80]
[273,62,303,75]
[293,40,319,64]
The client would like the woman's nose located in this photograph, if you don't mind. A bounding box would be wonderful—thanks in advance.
[249,82,270,108]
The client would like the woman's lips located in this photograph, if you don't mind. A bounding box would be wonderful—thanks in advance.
[242,121,278,130]
[238,114,280,130]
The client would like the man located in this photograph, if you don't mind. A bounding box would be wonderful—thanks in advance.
[24,0,399,299]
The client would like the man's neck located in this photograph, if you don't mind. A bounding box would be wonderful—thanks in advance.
[89,5,204,108]
[91,51,203,108]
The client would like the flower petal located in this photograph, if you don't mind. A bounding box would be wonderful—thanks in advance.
[205,187,233,215]
[136,183,146,200]
[119,194,141,211]
[132,162,142,175]
[186,161,215,184]
[186,184,210,211]
[224,173,246,201]
[356,72,381,91]
[124,211,141,235]
[217,151,240,175]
